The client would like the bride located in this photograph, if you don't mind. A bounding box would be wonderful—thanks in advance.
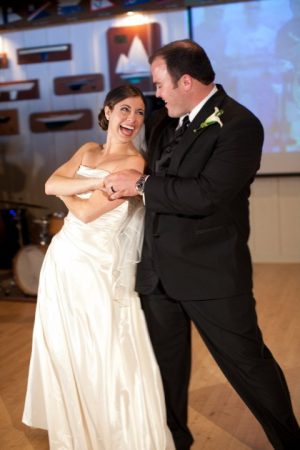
[22,85,175,450]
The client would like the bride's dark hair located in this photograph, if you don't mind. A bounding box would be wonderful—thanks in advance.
[98,85,146,131]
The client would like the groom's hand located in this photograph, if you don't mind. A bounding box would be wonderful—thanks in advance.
[103,169,142,199]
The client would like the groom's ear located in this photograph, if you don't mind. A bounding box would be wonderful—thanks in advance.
[179,74,193,92]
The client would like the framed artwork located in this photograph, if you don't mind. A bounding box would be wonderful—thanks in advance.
[54,73,104,95]
[29,109,93,132]
[0,109,19,135]
[0,80,39,102]
[106,23,161,92]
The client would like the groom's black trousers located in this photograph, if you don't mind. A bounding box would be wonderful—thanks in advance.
[141,289,300,450]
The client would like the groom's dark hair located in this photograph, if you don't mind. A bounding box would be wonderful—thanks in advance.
[149,39,215,86]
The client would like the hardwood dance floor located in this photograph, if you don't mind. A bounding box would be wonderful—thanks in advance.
[0,263,299,450]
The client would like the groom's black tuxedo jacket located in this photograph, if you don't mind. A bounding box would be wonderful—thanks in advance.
[136,85,264,301]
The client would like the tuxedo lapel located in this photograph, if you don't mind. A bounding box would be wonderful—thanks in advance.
[148,114,177,173]
[168,86,226,174]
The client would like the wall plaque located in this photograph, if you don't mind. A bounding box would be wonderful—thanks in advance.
[0,53,9,69]
[17,44,72,64]
[30,109,92,132]
[54,73,104,95]
[0,79,39,102]
[0,109,19,135]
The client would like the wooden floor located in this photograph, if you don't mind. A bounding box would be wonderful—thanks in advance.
[0,263,299,450]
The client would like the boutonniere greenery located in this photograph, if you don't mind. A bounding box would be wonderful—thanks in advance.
[193,107,224,133]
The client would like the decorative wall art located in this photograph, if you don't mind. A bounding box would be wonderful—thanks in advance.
[0,80,39,102]
[0,109,19,135]
[90,0,115,12]
[17,44,72,64]
[54,73,104,95]
[29,109,93,133]
[0,53,8,69]
[106,23,161,92]
[0,1,186,31]
[27,2,53,22]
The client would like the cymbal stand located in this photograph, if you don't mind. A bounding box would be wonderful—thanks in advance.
[12,209,24,248]
[34,217,50,246]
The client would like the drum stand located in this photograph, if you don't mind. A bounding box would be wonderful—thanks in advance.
[0,215,49,299]
[0,272,17,297]
[0,210,25,298]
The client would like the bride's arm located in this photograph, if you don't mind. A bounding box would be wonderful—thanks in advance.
[45,143,103,196]
[59,154,145,223]
[60,190,124,223]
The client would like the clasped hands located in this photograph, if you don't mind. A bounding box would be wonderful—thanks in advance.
[102,169,142,200]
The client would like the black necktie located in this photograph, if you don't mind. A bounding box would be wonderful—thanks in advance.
[174,115,190,141]
[155,115,190,175]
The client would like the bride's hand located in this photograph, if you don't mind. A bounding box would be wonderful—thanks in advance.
[97,178,105,191]
[103,169,142,199]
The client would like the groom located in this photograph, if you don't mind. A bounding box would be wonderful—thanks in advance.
[104,39,300,450]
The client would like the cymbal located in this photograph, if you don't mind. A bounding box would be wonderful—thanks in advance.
[0,200,47,209]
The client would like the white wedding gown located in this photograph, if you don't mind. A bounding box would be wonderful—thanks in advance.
[22,166,175,450]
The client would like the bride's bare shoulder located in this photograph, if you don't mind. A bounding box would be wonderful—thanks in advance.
[122,151,145,171]
[80,141,102,166]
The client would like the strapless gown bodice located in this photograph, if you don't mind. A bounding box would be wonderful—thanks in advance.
[65,165,131,236]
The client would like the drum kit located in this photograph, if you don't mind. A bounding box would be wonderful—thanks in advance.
[0,200,65,297]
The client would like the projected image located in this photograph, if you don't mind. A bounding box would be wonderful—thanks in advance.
[192,0,300,173]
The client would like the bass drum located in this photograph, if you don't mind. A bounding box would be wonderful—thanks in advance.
[48,211,65,237]
[13,245,46,296]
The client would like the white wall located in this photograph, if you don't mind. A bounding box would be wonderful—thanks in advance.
[0,11,189,213]
[249,176,300,262]
[0,12,299,262]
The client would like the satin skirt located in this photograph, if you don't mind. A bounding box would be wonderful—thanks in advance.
[22,166,174,450]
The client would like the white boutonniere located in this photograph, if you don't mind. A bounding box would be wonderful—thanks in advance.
[193,107,224,133]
